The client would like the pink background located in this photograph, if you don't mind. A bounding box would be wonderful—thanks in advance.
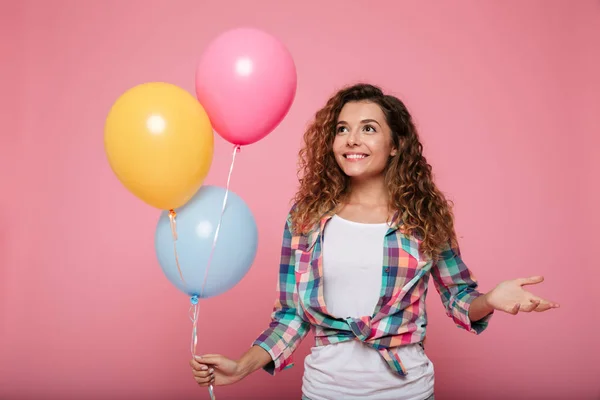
[1,1,598,399]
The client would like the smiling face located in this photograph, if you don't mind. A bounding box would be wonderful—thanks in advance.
[333,101,397,180]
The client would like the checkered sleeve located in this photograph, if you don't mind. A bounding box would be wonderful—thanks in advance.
[252,213,311,375]
[431,242,492,334]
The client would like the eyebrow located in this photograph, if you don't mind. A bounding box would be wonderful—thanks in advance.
[337,119,382,127]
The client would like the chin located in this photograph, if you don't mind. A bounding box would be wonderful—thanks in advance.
[342,169,370,179]
[341,165,386,181]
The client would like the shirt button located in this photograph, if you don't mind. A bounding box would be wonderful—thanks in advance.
[385,268,390,273]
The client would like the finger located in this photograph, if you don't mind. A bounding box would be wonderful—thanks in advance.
[534,303,552,312]
[195,355,221,367]
[197,377,216,387]
[189,359,210,371]
[534,301,560,312]
[194,372,215,386]
[517,276,544,286]
[506,303,520,315]
[530,296,560,311]
[520,299,541,313]
[192,367,214,379]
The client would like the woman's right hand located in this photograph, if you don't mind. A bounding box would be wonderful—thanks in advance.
[190,354,245,387]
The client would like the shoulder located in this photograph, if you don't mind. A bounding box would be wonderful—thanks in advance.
[282,203,322,251]
[284,203,297,227]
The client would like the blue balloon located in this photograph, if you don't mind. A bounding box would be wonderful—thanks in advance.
[155,185,258,298]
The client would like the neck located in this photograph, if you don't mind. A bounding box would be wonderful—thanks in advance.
[346,175,388,206]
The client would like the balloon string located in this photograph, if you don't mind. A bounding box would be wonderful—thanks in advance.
[168,210,186,287]
[189,296,214,400]
[169,210,210,397]
[190,299,200,355]
[199,144,241,297]
[194,144,240,400]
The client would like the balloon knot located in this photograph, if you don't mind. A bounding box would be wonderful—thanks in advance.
[169,209,177,218]
[234,145,241,153]
[190,295,199,305]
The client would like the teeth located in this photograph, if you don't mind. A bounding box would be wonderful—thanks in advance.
[346,154,367,159]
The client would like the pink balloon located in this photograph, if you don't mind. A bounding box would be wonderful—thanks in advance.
[195,28,297,146]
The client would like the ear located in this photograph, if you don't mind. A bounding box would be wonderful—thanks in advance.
[390,147,398,157]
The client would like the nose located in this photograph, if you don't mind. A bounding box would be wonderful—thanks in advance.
[347,129,360,146]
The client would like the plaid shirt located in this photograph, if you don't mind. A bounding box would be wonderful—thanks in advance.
[253,209,492,376]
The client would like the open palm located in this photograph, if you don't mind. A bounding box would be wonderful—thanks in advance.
[486,276,559,314]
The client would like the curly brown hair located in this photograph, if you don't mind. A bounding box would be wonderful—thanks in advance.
[291,83,457,259]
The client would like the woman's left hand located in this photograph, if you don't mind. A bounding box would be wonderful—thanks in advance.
[484,276,560,315]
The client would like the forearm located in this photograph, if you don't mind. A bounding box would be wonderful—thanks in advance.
[469,293,494,322]
[237,345,273,378]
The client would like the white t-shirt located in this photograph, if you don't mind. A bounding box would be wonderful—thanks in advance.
[302,215,435,400]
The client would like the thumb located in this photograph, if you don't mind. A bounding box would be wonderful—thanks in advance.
[517,276,544,286]
[195,354,222,366]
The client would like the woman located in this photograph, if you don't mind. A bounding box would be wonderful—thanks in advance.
[190,84,559,400]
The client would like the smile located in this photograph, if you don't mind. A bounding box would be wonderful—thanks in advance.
[344,153,369,160]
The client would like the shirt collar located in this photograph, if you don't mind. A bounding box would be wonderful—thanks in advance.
[305,211,402,250]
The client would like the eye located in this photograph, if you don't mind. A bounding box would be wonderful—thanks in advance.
[336,125,349,134]
[363,124,377,133]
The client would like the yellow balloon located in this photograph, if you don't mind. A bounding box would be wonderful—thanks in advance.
[104,82,214,210]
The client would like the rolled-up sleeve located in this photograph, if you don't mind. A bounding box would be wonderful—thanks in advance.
[431,242,492,334]
[252,214,311,374]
